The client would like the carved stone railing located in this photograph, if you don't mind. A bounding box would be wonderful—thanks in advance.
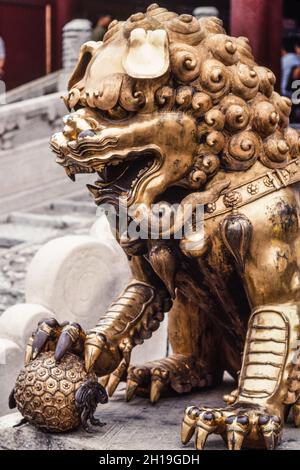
[0,92,65,151]
[0,70,62,105]
[0,92,74,215]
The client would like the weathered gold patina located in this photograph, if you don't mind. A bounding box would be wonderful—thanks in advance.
[22,4,300,449]
[10,350,108,432]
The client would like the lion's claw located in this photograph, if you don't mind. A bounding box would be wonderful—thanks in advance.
[125,363,170,403]
[25,319,85,364]
[181,405,282,450]
[106,360,128,397]
[258,414,281,450]
[181,407,224,449]
[225,414,250,451]
[55,323,84,361]
[30,318,59,360]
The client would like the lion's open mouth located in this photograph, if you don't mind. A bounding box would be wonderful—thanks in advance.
[94,152,157,198]
[50,128,162,200]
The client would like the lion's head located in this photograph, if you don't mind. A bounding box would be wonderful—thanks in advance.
[51,3,300,228]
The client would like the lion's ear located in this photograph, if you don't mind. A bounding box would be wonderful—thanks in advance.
[123,29,169,79]
[68,41,100,91]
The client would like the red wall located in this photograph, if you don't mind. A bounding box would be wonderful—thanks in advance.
[0,0,80,90]
[231,0,283,86]
[0,0,284,91]
[0,0,49,89]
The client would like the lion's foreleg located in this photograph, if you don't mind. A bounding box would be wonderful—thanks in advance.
[84,254,171,396]
[85,279,170,377]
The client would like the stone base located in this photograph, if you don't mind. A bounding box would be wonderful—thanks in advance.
[0,381,299,450]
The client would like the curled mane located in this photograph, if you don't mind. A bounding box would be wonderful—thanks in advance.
[66,3,300,190]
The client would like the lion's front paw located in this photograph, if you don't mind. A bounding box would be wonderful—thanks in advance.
[181,404,282,450]
[25,318,85,364]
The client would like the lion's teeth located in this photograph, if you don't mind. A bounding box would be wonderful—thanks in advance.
[65,167,76,181]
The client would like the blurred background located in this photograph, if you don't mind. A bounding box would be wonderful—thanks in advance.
[1,0,299,91]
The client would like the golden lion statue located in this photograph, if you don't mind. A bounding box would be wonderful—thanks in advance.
[27,4,300,450]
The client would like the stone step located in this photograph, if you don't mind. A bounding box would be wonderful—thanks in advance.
[0,222,61,245]
[7,211,92,230]
[0,237,23,250]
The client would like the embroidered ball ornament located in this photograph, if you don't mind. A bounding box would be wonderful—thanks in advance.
[10,351,108,433]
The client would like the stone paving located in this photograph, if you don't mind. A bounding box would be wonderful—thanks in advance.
[1,381,300,450]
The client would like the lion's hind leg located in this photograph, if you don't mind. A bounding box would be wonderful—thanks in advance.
[122,289,226,404]
[125,354,212,404]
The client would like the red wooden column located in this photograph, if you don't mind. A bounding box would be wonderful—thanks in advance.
[230,0,283,87]
[52,0,81,70]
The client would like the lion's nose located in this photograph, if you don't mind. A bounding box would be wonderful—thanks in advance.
[63,124,77,140]
[62,112,101,141]
[62,114,78,140]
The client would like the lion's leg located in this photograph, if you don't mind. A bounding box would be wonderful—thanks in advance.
[182,303,300,450]
[234,190,300,426]
[124,290,225,403]
[182,266,300,450]
[182,188,300,450]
